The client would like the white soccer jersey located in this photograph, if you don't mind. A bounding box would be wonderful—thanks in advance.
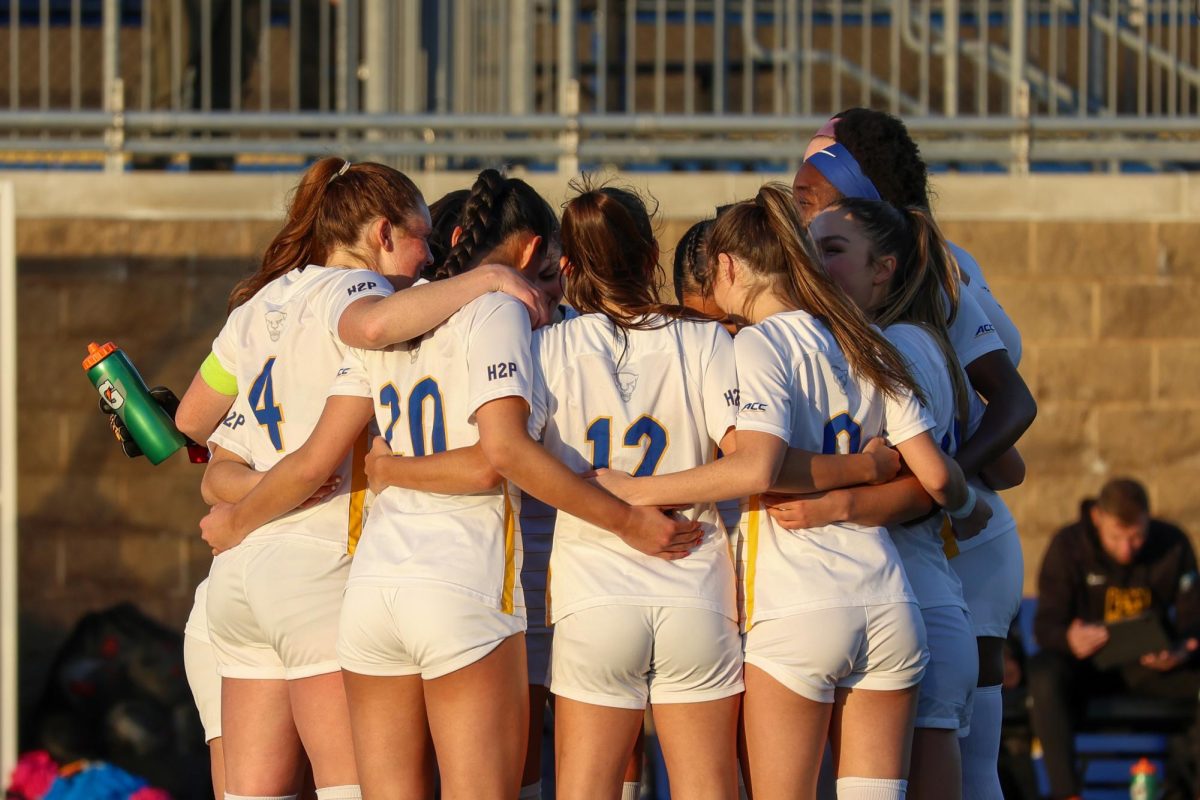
[882,323,982,610]
[735,310,931,629]
[949,242,1023,367]
[330,292,533,617]
[207,265,389,551]
[530,314,739,623]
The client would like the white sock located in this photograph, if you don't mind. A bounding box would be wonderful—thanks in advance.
[518,781,542,800]
[224,795,298,800]
[960,684,1004,800]
[621,780,641,800]
[836,777,907,799]
[315,787,362,800]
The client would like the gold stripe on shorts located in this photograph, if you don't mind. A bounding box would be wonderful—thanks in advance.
[346,429,369,556]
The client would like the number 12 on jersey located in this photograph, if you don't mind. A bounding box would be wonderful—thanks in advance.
[586,415,669,476]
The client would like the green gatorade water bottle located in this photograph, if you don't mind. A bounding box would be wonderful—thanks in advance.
[83,342,186,465]
[1130,757,1160,800]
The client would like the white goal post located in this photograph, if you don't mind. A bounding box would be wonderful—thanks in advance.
[0,180,16,781]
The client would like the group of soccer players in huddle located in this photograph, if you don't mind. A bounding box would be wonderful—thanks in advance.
[163,107,1036,800]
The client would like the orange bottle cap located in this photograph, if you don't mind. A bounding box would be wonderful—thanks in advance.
[1131,757,1157,775]
[82,341,118,371]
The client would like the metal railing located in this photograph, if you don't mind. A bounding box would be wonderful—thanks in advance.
[1,1,1199,172]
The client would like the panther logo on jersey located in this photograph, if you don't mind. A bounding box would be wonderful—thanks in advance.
[830,362,850,394]
[615,369,638,402]
[264,310,288,342]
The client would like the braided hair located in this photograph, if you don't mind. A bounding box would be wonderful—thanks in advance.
[437,169,559,280]
[425,189,470,281]
[672,218,714,304]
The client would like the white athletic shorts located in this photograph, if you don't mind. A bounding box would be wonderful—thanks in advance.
[207,538,350,680]
[744,602,928,704]
[550,605,744,710]
[182,581,220,742]
[527,630,552,688]
[915,605,978,732]
[337,585,526,680]
[950,530,1024,638]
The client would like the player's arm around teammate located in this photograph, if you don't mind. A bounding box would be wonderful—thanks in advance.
[807,198,1008,800]
[794,111,1033,800]
[193,158,447,800]
[173,180,547,448]
[793,110,1033,478]
[592,185,961,800]
[505,183,748,800]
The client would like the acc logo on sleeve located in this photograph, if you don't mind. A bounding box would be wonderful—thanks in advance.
[974,323,996,337]
[346,281,378,296]
[741,401,768,412]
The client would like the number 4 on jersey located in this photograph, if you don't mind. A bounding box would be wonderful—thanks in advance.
[249,357,285,451]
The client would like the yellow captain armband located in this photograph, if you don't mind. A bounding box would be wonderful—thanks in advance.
[200,352,238,396]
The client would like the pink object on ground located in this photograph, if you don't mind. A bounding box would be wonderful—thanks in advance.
[6,750,60,799]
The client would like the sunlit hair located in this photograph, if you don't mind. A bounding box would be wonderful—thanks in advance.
[229,157,424,311]
[827,196,968,427]
[438,168,559,279]
[672,218,714,303]
[561,178,702,336]
[426,188,470,280]
[707,183,922,401]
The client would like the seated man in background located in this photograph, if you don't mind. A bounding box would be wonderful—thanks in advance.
[1030,477,1200,800]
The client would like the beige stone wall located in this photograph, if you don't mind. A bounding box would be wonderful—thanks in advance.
[937,218,1200,593]
[10,172,1200,714]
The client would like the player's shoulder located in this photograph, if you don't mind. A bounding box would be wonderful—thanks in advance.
[750,310,829,355]
[670,314,731,343]
[883,322,939,360]
[463,289,528,320]
[947,241,987,287]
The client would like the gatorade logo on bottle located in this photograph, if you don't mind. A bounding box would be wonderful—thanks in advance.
[98,380,125,410]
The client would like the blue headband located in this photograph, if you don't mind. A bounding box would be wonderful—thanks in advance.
[806,143,881,201]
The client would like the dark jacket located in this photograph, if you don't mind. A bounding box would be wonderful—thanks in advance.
[1034,500,1200,657]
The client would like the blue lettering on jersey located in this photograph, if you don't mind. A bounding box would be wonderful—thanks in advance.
[336,367,351,376]
[741,401,768,412]
[222,410,246,430]
[487,362,520,381]
[974,323,995,337]
[724,388,740,407]
[346,281,378,296]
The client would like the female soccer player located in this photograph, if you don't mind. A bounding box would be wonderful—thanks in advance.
[789,109,1034,800]
[199,169,700,800]
[361,173,567,800]
[521,184,742,799]
[595,185,987,800]
[809,197,1023,800]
